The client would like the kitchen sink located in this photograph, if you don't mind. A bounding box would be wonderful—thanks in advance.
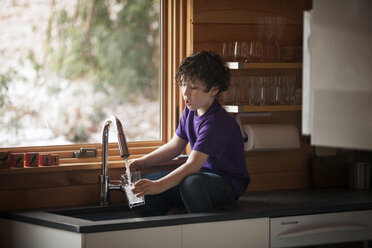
[48,204,143,221]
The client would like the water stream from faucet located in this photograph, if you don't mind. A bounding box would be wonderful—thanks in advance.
[124,157,132,185]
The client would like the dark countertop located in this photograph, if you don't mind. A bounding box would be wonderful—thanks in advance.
[1,188,372,233]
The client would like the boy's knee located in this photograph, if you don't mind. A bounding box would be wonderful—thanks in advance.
[180,173,204,194]
[179,173,213,213]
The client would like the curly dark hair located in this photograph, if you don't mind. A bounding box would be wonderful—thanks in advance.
[175,50,230,96]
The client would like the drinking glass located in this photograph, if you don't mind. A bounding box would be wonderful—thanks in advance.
[234,75,249,105]
[221,77,236,105]
[231,76,239,105]
[221,91,231,105]
[240,76,250,105]
[222,41,235,61]
[295,88,302,105]
[263,43,277,62]
[280,46,296,62]
[256,17,265,42]
[247,76,255,106]
[263,76,278,105]
[251,76,264,106]
[121,171,145,209]
[273,16,287,62]
[234,41,249,63]
[249,41,264,62]
[279,75,296,105]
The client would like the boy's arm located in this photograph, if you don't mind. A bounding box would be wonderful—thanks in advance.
[133,135,188,169]
[133,149,209,196]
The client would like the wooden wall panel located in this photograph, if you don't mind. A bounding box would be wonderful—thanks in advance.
[246,143,312,191]
[0,161,181,211]
[0,185,100,211]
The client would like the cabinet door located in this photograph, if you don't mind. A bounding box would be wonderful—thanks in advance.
[0,218,83,248]
[304,0,372,150]
[182,218,269,248]
[85,225,181,248]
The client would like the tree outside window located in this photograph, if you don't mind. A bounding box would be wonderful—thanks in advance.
[0,0,161,147]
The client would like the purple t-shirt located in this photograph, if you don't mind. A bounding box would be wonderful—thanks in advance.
[176,99,250,197]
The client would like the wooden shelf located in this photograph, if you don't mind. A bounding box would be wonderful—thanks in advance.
[226,62,302,69]
[223,105,302,113]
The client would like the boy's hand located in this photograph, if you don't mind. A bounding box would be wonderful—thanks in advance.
[128,158,146,172]
[132,179,164,197]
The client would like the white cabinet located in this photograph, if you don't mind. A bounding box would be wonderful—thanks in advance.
[0,217,269,248]
[303,0,372,150]
[0,218,82,248]
[85,225,182,248]
[86,218,270,248]
[182,218,269,248]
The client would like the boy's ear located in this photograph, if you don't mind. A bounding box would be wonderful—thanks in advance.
[210,86,219,97]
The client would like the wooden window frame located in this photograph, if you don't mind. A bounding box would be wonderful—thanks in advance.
[0,0,192,174]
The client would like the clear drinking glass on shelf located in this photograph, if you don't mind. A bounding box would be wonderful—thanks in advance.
[278,76,288,105]
[288,75,297,104]
[274,76,280,105]
[263,42,277,62]
[280,46,296,62]
[263,16,275,44]
[247,76,255,106]
[234,75,249,105]
[222,75,238,105]
[234,41,249,63]
[221,91,230,105]
[256,17,265,42]
[273,16,287,62]
[221,87,234,105]
[251,76,264,106]
[222,41,235,62]
[240,76,250,105]
[233,76,245,105]
[295,88,302,105]
[263,76,278,105]
[249,41,264,62]
[257,16,287,62]
[279,75,296,105]
[263,16,275,61]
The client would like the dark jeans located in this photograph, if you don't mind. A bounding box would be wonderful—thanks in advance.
[140,171,237,216]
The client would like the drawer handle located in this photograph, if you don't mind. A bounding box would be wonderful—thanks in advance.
[276,224,370,239]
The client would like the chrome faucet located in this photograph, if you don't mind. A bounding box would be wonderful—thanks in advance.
[100,116,130,206]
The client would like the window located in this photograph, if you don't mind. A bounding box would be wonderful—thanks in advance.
[0,0,161,147]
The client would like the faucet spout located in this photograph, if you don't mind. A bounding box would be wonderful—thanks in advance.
[100,116,130,206]
[114,117,130,159]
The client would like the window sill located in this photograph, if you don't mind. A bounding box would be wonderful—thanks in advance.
[0,140,168,175]
[0,156,187,176]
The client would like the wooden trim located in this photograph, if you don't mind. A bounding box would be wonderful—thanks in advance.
[226,62,302,70]
[163,0,189,141]
[0,157,185,176]
[223,105,302,113]
[186,0,193,55]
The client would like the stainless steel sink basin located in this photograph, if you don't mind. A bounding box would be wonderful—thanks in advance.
[48,204,143,221]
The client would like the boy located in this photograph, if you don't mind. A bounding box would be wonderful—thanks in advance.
[130,50,250,215]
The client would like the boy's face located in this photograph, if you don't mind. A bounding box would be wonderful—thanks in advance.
[180,79,218,116]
